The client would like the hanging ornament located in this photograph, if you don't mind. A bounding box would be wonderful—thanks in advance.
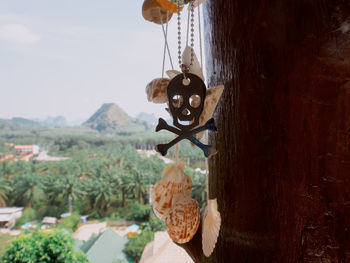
[142,0,173,24]
[155,73,217,157]
[154,0,217,157]
[165,192,200,244]
[146,78,170,104]
[142,0,222,251]
[202,198,221,257]
[152,162,192,220]
[157,0,183,13]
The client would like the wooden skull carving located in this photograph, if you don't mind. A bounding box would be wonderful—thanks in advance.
[167,73,206,131]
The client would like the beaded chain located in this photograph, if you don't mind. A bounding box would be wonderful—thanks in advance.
[177,0,195,73]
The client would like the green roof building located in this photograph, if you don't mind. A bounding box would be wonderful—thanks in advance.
[76,227,129,263]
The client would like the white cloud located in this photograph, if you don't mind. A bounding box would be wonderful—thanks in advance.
[0,24,39,44]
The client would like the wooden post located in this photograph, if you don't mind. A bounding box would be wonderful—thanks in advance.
[180,1,350,262]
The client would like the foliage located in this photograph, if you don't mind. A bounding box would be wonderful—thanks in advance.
[140,218,165,232]
[126,203,151,221]
[15,208,38,228]
[116,202,151,222]
[0,176,11,207]
[0,235,14,259]
[1,230,89,263]
[58,212,81,232]
[0,126,207,222]
[124,231,154,261]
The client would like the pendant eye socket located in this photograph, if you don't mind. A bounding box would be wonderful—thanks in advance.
[189,95,201,108]
[172,95,183,108]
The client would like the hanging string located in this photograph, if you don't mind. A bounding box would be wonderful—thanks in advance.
[161,14,167,78]
[175,143,180,164]
[160,11,174,77]
[186,7,190,47]
[198,5,203,70]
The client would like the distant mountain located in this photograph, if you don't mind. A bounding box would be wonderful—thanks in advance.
[0,117,43,130]
[41,116,67,127]
[136,112,158,126]
[83,103,146,134]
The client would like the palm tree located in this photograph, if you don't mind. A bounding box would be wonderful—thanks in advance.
[54,161,85,213]
[0,161,13,179]
[130,169,147,205]
[82,177,115,214]
[14,173,44,208]
[116,170,134,208]
[0,177,12,207]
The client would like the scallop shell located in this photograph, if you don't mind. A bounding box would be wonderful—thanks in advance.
[182,46,204,81]
[142,0,173,24]
[202,199,221,257]
[146,78,170,104]
[152,163,192,220]
[166,193,200,244]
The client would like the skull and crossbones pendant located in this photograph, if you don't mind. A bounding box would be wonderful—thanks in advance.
[155,73,217,157]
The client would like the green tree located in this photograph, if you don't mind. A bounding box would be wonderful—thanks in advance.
[1,230,89,263]
[124,231,154,262]
[13,173,44,208]
[117,170,134,208]
[0,177,11,207]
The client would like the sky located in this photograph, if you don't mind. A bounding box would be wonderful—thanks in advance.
[0,0,205,123]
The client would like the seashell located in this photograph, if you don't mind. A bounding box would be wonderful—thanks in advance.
[194,85,225,141]
[166,193,200,243]
[142,0,173,24]
[166,70,181,80]
[182,46,204,81]
[152,163,192,220]
[146,78,170,104]
[157,0,183,13]
[202,199,221,257]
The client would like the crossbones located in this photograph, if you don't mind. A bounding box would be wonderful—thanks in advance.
[155,117,217,157]
[154,72,217,157]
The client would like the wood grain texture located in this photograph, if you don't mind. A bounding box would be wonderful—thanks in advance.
[180,0,350,262]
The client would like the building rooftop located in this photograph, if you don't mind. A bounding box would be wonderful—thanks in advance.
[140,231,193,263]
[14,145,36,149]
[0,207,23,214]
[77,227,128,263]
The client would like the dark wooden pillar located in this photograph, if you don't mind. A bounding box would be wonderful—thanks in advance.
[181,1,350,262]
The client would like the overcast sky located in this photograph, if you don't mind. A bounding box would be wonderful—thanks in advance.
[0,0,204,123]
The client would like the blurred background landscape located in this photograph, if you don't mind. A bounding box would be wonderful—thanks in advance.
[0,1,204,262]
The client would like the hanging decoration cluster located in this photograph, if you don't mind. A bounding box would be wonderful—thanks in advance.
[142,0,223,257]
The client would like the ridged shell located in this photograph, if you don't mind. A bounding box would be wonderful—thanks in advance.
[146,78,170,104]
[166,194,200,244]
[152,163,192,220]
[202,199,221,257]
[142,0,173,24]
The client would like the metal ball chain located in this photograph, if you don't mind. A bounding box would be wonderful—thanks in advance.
[177,0,195,73]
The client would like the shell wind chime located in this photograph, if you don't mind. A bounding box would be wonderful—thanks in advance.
[142,0,222,257]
